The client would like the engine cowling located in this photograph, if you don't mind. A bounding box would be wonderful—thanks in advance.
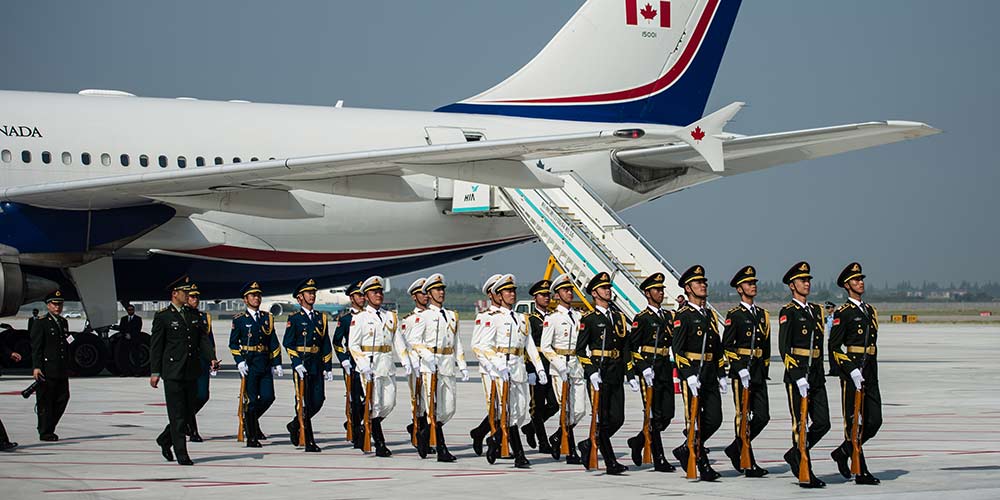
[0,254,24,316]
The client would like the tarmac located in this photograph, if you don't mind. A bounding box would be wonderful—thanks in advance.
[1,321,999,499]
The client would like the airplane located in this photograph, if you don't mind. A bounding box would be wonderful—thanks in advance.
[0,0,938,329]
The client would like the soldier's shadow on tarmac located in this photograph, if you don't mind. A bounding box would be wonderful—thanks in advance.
[15,433,129,449]
[196,452,267,463]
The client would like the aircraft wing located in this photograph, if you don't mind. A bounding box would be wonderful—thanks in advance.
[614,120,940,175]
[0,128,660,213]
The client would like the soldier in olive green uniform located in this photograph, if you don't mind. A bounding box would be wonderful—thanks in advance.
[721,265,771,477]
[778,261,830,488]
[150,279,218,465]
[626,272,676,472]
[185,283,217,442]
[522,279,559,454]
[29,290,71,441]
[829,262,882,485]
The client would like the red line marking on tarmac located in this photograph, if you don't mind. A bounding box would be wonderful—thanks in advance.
[312,477,393,483]
[949,450,1000,456]
[145,403,167,407]
[43,487,143,493]
[433,472,509,478]
[0,391,22,395]
[1,460,519,473]
[100,410,144,415]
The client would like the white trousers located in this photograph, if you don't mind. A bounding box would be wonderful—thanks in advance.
[551,373,589,426]
[362,374,396,419]
[421,373,457,424]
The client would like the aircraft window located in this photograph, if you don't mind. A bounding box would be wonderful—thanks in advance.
[196,156,205,167]
[120,154,130,167]
[158,155,168,168]
[42,151,52,164]
[177,156,187,168]
[250,157,259,162]
[22,150,31,163]
[268,157,275,160]
[1,149,10,162]
[214,156,223,165]
[101,153,111,166]
[139,154,149,167]
[81,152,91,165]
[232,157,241,163]
[61,152,71,165]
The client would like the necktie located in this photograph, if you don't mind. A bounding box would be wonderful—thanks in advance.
[376,310,382,321]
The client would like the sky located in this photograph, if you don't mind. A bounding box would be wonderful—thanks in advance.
[0,1,995,289]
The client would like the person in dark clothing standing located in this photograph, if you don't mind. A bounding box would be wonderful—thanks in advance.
[522,279,558,454]
[117,304,143,338]
[1,341,23,451]
[30,290,71,441]
[185,283,218,442]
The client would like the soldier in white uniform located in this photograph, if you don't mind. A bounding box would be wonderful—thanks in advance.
[411,273,469,462]
[540,273,586,465]
[348,275,408,457]
[484,274,548,468]
[469,273,503,456]
[400,277,428,451]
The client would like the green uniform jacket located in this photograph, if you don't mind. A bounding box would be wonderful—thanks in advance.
[777,301,825,385]
[671,305,725,381]
[575,307,632,382]
[722,304,771,383]
[627,307,674,375]
[30,313,71,379]
[151,304,215,381]
[829,301,879,385]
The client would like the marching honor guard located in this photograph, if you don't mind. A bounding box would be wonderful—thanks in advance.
[522,279,559,454]
[29,290,72,442]
[334,280,366,448]
[151,279,219,465]
[483,274,548,468]
[412,273,469,461]
[348,275,407,457]
[576,272,638,475]
[671,265,727,482]
[401,277,429,451]
[626,273,676,472]
[229,281,283,447]
[283,278,334,453]
[469,274,503,455]
[185,283,218,443]
[721,266,771,477]
[829,262,882,485]
[778,261,830,488]
[539,273,585,465]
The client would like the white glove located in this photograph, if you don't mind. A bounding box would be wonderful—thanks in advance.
[481,359,495,375]
[628,378,640,392]
[488,368,501,380]
[642,367,654,387]
[849,368,864,391]
[498,366,510,381]
[341,359,352,373]
[237,361,249,377]
[528,373,537,386]
[537,371,548,386]
[558,367,569,380]
[738,368,750,388]
[589,372,602,389]
[718,376,729,395]
[294,365,307,378]
[686,375,700,397]
[461,369,469,382]
[426,358,437,372]
[360,365,374,380]
[272,365,284,377]
[324,371,334,382]
[403,362,413,376]
[796,377,809,398]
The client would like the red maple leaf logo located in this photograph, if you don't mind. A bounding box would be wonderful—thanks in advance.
[640,3,657,21]
[690,126,706,141]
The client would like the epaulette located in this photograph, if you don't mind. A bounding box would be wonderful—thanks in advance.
[636,309,650,317]
[529,311,542,319]
[234,311,247,319]
[836,303,851,313]
[159,306,170,313]
[728,305,741,314]
[581,310,594,318]
[678,304,693,313]
[783,301,796,309]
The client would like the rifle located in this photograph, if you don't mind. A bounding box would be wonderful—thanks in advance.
[851,303,873,475]
[642,309,664,465]
[488,379,498,436]
[362,309,378,453]
[411,368,422,447]
[428,310,445,447]
[296,371,306,446]
[345,368,354,442]
[687,305,710,479]
[798,304,819,484]
[739,306,760,470]
[587,383,599,469]
[237,375,247,442]
[499,316,515,458]
[559,307,577,456]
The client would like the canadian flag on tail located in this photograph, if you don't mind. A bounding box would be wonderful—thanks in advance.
[626,0,671,28]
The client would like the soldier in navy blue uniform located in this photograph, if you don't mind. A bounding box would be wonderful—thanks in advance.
[229,281,283,448]
[626,272,676,472]
[333,280,365,448]
[778,261,830,488]
[522,279,558,454]
[185,283,217,442]
[283,278,334,453]
[671,265,727,482]
[829,262,882,485]
[721,265,771,477]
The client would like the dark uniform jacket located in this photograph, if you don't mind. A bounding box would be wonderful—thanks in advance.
[829,301,879,385]
[118,314,143,336]
[672,304,725,381]
[575,306,631,382]
[30,313,71,379]
[332,308,358,365]
[283,309,334,374]
[722,304,771,383]
[628,307,674,375]
[229,310,281,371]
[151,304,216,381]
[778,301,826,385]
[526,308,548,375]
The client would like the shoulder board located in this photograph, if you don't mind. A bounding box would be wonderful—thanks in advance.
[159,306,170,313]
[581,310,594,317]
[402,312,415,320]
[783,302,795,309]
[727,305,740,313]
[234,311,247,319]
[678,304,693,313]
[836,303,851,312]
[636,309,650,317]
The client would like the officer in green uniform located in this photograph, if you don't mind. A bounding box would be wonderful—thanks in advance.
[829,262,882,485]
[522,279,558,454]
[229,281,283,447]
[150,279,218,465]
[185,283,217,442]
[333,280,366,448]
[671,265,727,482]
[721,265,771,477]
[778,261,830,488]
[575,272,638,475]
[30,290,71,441]
[283,278,334,453]
[626,272,676,472]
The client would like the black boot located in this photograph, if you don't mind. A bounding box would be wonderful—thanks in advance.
[672,444,690,474]
[831,442,851,479]
[436,423,456,462]
[417,419,431,459]
[651,432,674,472]
[470,416,490,456]
[536,422,553,455]
[600,433,627,475]
[697,454,720,482]
[548,431,562,460]
[744,446,768,477]
[372,417,392,457]
[156,430,174,461]
[578,439,595,471]
[855,452,880,485]
[510,426,530,469]
[724,438,742,472]
[521,423,537,449]
[485,433,499,464]
[188,418,203,443]
[287,419,301,447]
[303,418,320,453]
[565,426,582,465]
[245,413,262,448]
[627,432,644,467]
